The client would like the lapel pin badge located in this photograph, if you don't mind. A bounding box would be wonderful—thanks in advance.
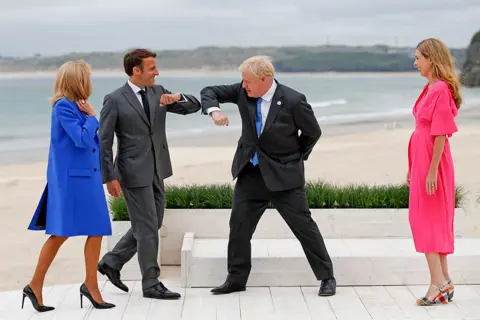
[277,101,282,105]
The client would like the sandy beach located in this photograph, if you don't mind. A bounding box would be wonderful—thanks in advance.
[1,109,480,292]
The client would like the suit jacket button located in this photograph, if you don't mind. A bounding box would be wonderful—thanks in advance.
[93,148,96,152]
[94,168,97,172]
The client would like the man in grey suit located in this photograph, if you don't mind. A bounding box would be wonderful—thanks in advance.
[98,48,201,299]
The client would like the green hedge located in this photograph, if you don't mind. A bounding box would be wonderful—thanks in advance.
[109,182,466,221]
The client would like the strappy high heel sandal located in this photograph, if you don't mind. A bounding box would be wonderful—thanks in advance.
[416,282,449,306]
[446,279,455,302]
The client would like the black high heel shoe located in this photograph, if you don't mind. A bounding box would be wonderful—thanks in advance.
[80,284,115,309]
[21,285,55,312]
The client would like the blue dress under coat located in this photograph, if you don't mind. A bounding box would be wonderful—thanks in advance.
[28,98,112,236]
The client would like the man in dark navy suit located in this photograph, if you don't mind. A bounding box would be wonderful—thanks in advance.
[200,55,336,296]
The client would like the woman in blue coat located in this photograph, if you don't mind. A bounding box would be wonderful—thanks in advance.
[24,61,114,312]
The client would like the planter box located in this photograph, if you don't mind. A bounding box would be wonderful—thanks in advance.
[160,208,470,265]
[106,221,164,280]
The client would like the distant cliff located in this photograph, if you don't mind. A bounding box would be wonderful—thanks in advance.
[461,31,480,87]
[0,45,467,73]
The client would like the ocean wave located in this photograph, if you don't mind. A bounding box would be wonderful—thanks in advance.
[0,131,49,142]
[0,134,17,141]
[165,108,413,138]
[316,108,412,124]
[463,97,480,109]
[310,99,347,108]
[2,99,476,151]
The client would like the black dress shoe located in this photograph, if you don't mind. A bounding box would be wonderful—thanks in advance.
[143,282,181,300]
[97,261,129,293]
[210,280,246,294]
[21,285,55,312]
[80,284,115,309]
[318,278,336,296]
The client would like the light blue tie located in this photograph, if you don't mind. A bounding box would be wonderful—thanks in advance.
[252,98,262,166]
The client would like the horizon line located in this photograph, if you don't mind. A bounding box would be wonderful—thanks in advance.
[1,43,468,60]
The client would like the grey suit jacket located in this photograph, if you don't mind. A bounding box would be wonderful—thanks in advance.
[99,83,201,188]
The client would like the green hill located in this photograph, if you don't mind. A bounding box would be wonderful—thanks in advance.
[0,45,467,73]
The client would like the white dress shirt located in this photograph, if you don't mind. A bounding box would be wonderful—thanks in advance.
[257,81,277,134]
[128,80,145,108]
[207,81,278,134]
[128,80,188,111]
[206,81,278,164]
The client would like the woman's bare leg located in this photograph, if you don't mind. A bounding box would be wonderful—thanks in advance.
[439,254,453,290]
[424,253,447,299]
[84,236,105,303]
[29,235,68,305]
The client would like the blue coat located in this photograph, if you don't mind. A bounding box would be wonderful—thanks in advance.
[28,98,112,237]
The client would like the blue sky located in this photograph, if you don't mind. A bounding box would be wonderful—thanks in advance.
[0,0,479,56]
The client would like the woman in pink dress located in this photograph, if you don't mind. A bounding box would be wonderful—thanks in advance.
[408,38,461,306]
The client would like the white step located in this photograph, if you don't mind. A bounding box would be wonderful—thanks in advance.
[181,233,480,287]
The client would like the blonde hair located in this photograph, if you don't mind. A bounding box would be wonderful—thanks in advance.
[416,38,462,109]
[50,60,92,107]
[239,55,275,79]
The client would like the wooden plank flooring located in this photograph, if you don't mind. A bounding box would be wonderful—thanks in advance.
[2,279,480,319]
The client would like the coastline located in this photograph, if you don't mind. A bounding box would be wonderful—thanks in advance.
[3,103,480,165]
[0,113,416,166]
[0,69,419,79]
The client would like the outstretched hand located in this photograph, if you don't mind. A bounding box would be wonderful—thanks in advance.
[211,110,229,126]
[160,93,181,107]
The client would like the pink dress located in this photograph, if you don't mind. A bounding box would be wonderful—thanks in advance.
[408,80,458,254]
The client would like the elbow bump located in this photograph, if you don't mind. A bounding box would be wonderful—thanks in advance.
[200,87,217,98]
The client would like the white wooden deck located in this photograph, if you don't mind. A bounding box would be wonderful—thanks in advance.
[2,275,480,319]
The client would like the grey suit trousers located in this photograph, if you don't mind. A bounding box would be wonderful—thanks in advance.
[101,175,165,290]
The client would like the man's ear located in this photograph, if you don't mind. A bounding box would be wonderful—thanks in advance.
[133,65,143,75]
